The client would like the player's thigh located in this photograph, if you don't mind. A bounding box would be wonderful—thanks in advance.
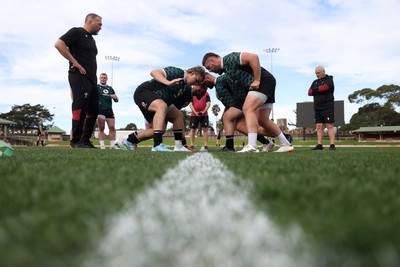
[148,99,168,113]
[166,105,182,121]
[97,116,106,130]
[243,92,266,112]
[223,107,243,121]
[256,107,272,124]
[106,118,115,129]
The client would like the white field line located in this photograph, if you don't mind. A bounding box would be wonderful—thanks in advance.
[84,153,311,267]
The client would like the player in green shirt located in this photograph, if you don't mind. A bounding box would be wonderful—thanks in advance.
[36,118,45,146]
[118,66,205,152]
[204,73,275,152]
[203,52,293,153]
[121,84,206,152]
[97,73,119,149]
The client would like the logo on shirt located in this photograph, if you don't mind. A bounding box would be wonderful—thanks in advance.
[173,88,184,98]
[141,102,147,109]
[103,89,109,94]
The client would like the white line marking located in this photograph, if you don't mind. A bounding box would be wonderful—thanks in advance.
[84,153,311,267]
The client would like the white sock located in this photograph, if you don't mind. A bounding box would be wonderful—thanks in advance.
[175,140,183,147]
[248,133,257,147]
[100,140,105,147]
[276,132,291,146]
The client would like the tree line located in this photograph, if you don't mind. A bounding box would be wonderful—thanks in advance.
[1,85,399,133]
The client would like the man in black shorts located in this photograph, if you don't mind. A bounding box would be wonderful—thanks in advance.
[203,52,293,153]
[55,13,102,148]
[36,118,45,146]
[121,84,206,152]
[118,66,205,152]
[189,85,211,152]
[97,73,119,149]
[308,66,335,150]
[204,73,276,152]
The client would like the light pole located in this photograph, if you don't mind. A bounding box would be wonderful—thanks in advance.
[263,48,280,120]
[105,55,120,87]
[263,48,280,73]
[52,106,56,124]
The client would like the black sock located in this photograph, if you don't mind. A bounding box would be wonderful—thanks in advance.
[182,137,187,146]
[226,135,234,149]
[257,135,269,145]
[153,130,164,147]
[173,129,183,143]
[128,131,140,144]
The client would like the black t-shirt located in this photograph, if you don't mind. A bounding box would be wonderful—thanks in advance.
[59,27,98,83]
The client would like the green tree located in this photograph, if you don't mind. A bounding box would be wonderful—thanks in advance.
[348,103,400,128]
[0,104,54,133]
[123,123,137,130]
[346,84,400,129]
[216,119,223,132]
[348,84,400,109]
[181,109,191,132]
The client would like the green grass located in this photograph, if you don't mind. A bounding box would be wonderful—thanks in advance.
[1,145,400,267]
[140,137,400,148]
[0,148,190,267]
[215,147,400,266]
[20,134,400,148]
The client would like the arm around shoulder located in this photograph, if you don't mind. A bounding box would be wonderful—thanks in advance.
[150,69,172,85]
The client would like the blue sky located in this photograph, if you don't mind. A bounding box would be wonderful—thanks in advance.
[1,0,399,133]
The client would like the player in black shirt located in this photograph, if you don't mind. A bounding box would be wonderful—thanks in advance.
[55,13,102,148]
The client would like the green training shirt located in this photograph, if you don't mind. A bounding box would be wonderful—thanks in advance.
[153,66,188,107]
[98,84,116,110]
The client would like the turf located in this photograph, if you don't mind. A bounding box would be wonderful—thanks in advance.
[215,147,400,267]
[1,146,400,267]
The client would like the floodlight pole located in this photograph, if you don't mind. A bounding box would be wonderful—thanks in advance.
[263,48,279,73]
[105,55,120,87]
[263,48,280,120]
[52,106,56,124]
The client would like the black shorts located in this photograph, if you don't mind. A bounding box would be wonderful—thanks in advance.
[98,108,115,119]
[256,68,276,104]
[190,115,209,129]
[133,84,162,124]
[315,108,334,124]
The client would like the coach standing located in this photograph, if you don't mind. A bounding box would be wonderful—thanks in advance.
[308,66,336,150]
[55,13,102,148]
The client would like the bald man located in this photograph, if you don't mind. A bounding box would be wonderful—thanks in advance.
[308,66,335,150]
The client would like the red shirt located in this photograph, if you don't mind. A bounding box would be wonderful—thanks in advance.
[190,92,210,116]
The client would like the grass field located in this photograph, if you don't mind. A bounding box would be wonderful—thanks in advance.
[1,144,400,267]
